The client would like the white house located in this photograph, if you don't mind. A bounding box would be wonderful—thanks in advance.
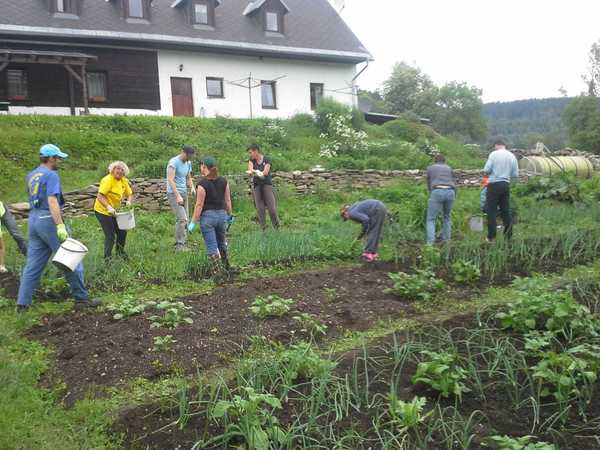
[0,0,372,118]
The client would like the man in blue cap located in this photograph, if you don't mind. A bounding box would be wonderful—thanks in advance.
[16,144,100,314]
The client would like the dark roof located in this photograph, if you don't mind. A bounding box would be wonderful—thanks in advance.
[0,0,372,63]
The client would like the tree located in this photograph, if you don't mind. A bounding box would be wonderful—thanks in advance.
[584,41,600,97]
[357,89,388,114]
[383,62,438,117]
[563,96,600,153]
[432,82,487,142]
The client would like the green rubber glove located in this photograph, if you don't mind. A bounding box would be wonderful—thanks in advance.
[56,224,69,242]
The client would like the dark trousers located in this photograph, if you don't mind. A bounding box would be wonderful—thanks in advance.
[486,181,512,240]
[365,206,387,253]
[95,211,127,258]
[253,184,280,229]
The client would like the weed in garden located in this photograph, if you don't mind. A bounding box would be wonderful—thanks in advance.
[250,295,295,319]
[385,269,446,301]
[323,287,341,302]
[149,300,194,329]
[387,394,430,431]
[293,313,328,337]
[153,335,177,353]
[412,350,470,399]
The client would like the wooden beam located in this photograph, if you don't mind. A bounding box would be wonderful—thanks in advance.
[68,72,76,116]
[64,64,83,85]
[81,65,89,115]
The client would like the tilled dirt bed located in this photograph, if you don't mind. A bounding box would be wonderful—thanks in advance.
[29,261,478,404]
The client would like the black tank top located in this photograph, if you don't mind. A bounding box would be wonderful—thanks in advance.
[199,177,227,211]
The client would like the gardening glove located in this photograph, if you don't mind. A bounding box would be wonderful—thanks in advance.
[107,205,116,216]
[125,200,132,207]
[187,222,197,233]
[253,170,265,179]
[56,224,69,242]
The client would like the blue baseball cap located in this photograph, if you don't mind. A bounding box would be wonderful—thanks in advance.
[40,144,68,159]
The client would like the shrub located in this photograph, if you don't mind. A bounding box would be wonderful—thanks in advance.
[315,97,351,133]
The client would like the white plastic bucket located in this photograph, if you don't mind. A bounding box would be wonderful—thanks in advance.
[52,238,88,272]
[469,215,484,232]
[115,209,135,230]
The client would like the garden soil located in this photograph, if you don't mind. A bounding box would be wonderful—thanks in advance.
[30,261,463,405]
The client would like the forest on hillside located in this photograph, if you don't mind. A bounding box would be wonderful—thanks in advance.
[483,97,572,150]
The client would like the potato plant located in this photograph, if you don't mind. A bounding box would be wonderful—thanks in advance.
[412,350,470,399]
[250,295,295,319]
[385,269,446,301]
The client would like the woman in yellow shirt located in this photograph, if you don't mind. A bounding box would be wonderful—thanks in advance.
[94,161,134,259]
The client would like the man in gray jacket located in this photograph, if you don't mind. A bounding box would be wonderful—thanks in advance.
[341,199,387,262]
[425,154,456,243]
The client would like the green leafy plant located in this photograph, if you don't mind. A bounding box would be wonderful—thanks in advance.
[412,350,470,399]
[532,350,598,405]
[153,335,177,352]
[385,269,446,301]
[388,394,430,431]
[279,343,337,383]
[293,313,328,337]
[496,290,600,339]
[107,296,156,320]
[419,245,442,270]
[451,260,481,284]
[208,387,287,450]
[149,300,194,329]
[323,287,340,302]
[250,295,295,319]
[489,434,556,449]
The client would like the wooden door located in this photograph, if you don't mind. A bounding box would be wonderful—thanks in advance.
[171,77,194,117]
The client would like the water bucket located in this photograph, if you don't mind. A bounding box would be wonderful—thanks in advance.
[469,215,484,232]
[115,209,135,230]
[52,238,88,272]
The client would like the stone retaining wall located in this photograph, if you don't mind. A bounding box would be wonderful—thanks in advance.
[8,169,494,219]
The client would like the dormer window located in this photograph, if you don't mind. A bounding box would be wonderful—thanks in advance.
[243,0,290,35]
[51,0,79,15]
[194,3,209,24]
[171,0,219,28]
[127,0,145,18]
[265,11,281,32]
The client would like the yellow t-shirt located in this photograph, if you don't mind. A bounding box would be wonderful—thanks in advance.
[94,174,133,216]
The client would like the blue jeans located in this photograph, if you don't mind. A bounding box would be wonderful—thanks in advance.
[426,189,456,243]
[17,210,89,306]
[199,210,228,257]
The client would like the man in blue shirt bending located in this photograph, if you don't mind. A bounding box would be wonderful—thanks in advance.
[341,199,387,262]
[16,144,100,314]
[483,140,519,242]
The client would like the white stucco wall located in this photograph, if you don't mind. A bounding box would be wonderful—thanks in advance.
[5,106,162,116]
[157,50,358,118]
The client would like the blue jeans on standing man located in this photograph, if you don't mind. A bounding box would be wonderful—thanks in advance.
[426,188,456,243]
[199,209,228,257]
[17,209,89,306]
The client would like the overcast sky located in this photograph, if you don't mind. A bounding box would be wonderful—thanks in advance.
[338,0,599,103]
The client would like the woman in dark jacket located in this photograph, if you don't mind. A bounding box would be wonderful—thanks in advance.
[188,157,233,269]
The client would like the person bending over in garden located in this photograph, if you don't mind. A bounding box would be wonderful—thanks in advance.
[0,200,27,256]
[247,143,280,230]
[341,199,387,262]
[188,157,234,272]
[0,209,6,273]
[425,153,456,244]
[94,161,134,259]
[16,144,100,314]
[483,140,519,242]
[166,145,195,251]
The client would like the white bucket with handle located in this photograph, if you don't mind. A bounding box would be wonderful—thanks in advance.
[115,209,135,230]
[52,238,88,272]
[469,215,484,232]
